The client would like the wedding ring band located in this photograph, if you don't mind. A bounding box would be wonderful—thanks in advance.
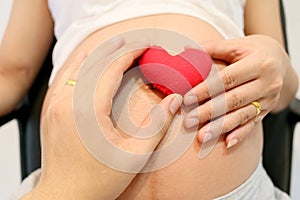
[65,80,77,86]
[251,101,262,116]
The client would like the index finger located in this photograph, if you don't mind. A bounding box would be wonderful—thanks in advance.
[183,57,258,105]
[97,46,149,115]
[201,39,247,63]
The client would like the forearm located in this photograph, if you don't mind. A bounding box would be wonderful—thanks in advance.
[0,78,24,116]
[0,62,31,116]
[0,57,42,116]
[0,0,54,116]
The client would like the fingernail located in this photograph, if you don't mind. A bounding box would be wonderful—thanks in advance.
[184,108,200,128]
[226,138,239,149]
[203,133,213,143]
[184,92,198,105]
[185,118,199,129]
[169,94,183,115]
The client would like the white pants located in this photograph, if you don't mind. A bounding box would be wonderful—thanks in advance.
[214,161,290,200]
[11,162,290,200]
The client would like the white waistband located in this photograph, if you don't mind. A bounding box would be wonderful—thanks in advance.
[214,161,290,200]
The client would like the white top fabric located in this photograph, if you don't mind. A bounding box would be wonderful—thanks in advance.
[48,0,247,84]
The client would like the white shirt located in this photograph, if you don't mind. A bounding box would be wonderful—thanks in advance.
[48,0,247,84]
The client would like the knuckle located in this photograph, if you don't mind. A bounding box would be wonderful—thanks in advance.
[228,93,243,110]
[263,57,277,68]
[228,47,242,60]
[222,117,234,133]
[254,115,263,124]
[45,96,70,123]
[203,76,219,98]
[201,84,211,99]
[238,110,252,125]
[260,57,280,75]
[221,70,235,89]
[269,78,283,94]
[46,102,63,122]
[201,107,212,123]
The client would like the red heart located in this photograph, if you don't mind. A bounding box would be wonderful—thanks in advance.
[139,46,212,95]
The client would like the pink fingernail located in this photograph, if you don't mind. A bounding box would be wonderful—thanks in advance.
[226,138,239,149]
[185,118,199,129]
[185,108,200,128]
[203,133,213,143]
[184,91,198,105]
[169,94,183,115]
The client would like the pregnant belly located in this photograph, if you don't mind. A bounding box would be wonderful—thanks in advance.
[52,14,263,200]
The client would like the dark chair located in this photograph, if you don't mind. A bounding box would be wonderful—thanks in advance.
[0,0,299,194]
[261,0,300,193]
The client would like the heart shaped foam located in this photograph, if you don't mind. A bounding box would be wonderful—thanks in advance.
[139,46,213,95]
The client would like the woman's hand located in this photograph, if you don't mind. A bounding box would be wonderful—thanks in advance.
[26,37,182,200]
[183,35,295,148]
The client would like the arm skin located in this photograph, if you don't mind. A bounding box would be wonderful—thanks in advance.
[244,0,299,113]
[0,0,54,116]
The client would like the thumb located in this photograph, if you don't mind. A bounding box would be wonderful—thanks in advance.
[201,39,244,63]
[129,94,183,153]
[148,93,183,137]
[113,94,182,173]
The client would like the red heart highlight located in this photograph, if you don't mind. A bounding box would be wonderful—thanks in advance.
[139,46,213,95]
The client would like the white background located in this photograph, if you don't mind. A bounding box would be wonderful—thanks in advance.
[0,1,299,199]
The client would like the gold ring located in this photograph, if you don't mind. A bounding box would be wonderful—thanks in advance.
[251,101,262,116]
[65,80,77,86]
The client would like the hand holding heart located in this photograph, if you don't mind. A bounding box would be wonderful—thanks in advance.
[186,35,294,148]
[138,35,295,149]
